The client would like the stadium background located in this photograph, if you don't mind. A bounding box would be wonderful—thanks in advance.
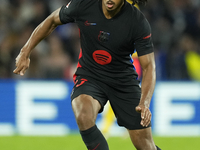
[0,0,200,149]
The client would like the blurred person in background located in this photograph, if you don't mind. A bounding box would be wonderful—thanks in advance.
[13,0,161,149]
[140,0,200,81]
[182,34,200,81]
[41,33,72,79]
[0,0,76,79]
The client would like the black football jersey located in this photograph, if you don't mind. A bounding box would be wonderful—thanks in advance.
[59,0,154,86]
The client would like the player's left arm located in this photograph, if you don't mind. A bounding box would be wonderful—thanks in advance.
[136,52,156,127]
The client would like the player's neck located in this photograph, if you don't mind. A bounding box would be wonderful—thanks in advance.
[102,1,124,19]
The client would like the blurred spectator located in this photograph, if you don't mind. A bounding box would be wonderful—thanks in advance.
[40,33,72,79]
[183,35,200,81]
[0,0,200,81]
[141,0,200,81]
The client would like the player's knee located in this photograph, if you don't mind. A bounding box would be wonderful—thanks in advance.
[76,111,95,129]
[72,95,100,130]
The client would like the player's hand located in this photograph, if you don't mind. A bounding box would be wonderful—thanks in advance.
[135,104,151,127]
[13,52,30,76]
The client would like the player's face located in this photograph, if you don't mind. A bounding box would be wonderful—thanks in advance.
[102,0,124,12]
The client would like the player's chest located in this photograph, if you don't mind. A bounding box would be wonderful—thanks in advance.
[77,15,133,49]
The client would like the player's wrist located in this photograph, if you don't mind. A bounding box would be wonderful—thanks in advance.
[138,100,150,108]
[20,48,31,58]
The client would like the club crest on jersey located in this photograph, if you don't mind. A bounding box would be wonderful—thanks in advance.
[93,50,112,65]
[98,31,110,42]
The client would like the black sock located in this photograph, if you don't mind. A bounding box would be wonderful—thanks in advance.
[80,125,109,150]
[156,145,161,150]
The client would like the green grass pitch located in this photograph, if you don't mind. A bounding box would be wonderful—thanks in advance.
[0,135,200,150]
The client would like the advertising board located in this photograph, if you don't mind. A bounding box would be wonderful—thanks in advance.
[0,80,200,136]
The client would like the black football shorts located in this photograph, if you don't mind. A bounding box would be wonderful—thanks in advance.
[71,75,151,130]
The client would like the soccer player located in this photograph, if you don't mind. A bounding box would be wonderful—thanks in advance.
[13,0,161,149]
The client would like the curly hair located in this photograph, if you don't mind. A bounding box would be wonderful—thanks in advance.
[131,0,148,5]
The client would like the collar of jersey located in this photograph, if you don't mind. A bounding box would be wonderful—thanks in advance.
[98,0,127,21]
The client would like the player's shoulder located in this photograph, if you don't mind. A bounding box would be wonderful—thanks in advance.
[129,4,146,22]
[61,0,96,15]
[70,0,98,12]
[64,0,95,8]
[78,0,98,6]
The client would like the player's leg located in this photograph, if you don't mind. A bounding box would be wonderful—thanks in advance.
[72,94,101,130]
[71,76,109,150]
[72,94,109,150]
[128,127,157,150]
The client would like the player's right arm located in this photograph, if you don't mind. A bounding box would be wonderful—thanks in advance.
[13,8,63,76]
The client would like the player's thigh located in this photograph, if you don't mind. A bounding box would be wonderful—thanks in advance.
[71,76,108,129]
[128,127,156,150]
[71,76,108,114]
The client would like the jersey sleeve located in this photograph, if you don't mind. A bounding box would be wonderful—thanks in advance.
[133,13,154,57]
[59,0,82,24]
